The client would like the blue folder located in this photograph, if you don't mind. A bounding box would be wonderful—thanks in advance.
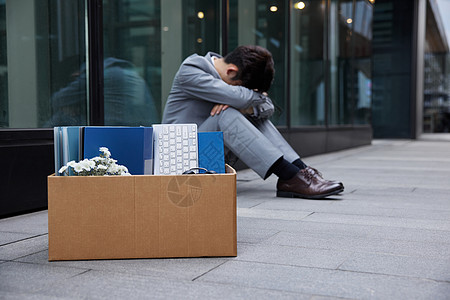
[198,132,226,174]
[54,126,83,176]
[83,127,153,175]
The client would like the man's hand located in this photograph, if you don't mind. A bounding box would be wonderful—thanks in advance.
[210,104,229,116]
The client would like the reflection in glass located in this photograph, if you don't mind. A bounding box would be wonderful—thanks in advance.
[49,58,157,126]
[353,0,372,125]
[103,0,221,125]
[182,0,220,57]
[423,53,450,132]
[290,0,326,126]
[229,0,287,125]
[329,0,353,125]
[103,0,161,125]
[423,0,450,133]
[329,0,372,126]
[0,1,7,127]
[1,0,86,128]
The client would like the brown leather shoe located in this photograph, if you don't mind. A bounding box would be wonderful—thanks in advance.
[304,167,344,188]
[277,169,344,199]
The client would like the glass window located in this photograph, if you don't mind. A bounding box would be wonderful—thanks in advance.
[229,0,288,126]
[329,0,372,126]
[103,0,221,126]
[182,0,221,56]
[290,0,326,126]
[353,0,372,125]
[0,1,7,127]
[328,0,353,125]
[423,0,450,133]
[103,0,161,126]
[1,0,86,128]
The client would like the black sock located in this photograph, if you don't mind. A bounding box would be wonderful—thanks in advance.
[292,158,308,170]
[270,157,300,180]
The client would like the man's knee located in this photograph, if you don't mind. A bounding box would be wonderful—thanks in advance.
[199,107,246,132]
[217,107,242,119]
[216,107,252,129]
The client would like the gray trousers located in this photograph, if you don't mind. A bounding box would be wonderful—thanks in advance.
[199,108,300,179]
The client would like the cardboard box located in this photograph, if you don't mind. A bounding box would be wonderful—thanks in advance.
[48,165,236,261]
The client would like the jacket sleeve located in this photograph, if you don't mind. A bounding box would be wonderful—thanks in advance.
[176,58,274,117]
[253,98,274,119]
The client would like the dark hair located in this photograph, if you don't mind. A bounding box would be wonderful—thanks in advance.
[223,45,274,92]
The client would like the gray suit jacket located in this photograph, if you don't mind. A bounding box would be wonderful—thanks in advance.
[162,52,274,125]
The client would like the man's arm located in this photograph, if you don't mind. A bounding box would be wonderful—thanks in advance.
[177,59,271,112]
[210,104,255,116]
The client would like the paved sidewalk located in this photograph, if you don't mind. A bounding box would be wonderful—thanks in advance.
[1,139,450,299]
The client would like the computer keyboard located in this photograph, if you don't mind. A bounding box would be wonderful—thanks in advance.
[152,124,199,175]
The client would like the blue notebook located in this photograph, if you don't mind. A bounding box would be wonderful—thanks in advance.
[198,132,226,174]
[83,127,153,175]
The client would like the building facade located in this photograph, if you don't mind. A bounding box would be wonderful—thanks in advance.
[371,0,449,138]
[1,0,375,216]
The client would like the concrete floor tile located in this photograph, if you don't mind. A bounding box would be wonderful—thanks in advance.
[0,211,48,235]
[254,199,338,211]
[0,291,63,300]
[339,197,450,213]
[339,252,450,282]
[33,269,311,300]
[238,216,450,244]
[0,232,36,246]
[302,212,450,231]
[0,261,87,294]
[0,235,48,261]
[310,296,358,300]
[237,197,269,208]
[17,250,229,281]
[344,189,450,204]
[255,199,450,220]
[197,260,450,299]
[238,208,312,221]
[264,231,450,259]
[237,227,279,244]
[234,244,352,270]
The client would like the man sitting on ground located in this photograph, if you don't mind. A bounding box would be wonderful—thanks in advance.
[162,45,343,199]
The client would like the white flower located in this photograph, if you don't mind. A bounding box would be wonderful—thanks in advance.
[99,147,111,158]
[73,163,83,173]
[58,165,68,174]
[97,164,108,170]
[59,147,129,177]
[117,165,129,173]
[79,159,95,171]
[107,164,119,174]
